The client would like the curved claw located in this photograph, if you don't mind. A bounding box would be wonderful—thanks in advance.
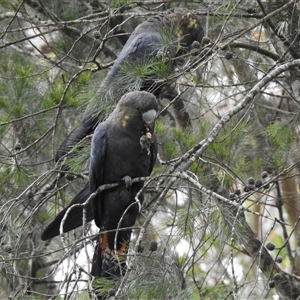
[122,175,132,189]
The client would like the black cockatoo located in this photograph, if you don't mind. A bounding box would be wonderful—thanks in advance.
[56,8,203,161]
[42,91,158,277]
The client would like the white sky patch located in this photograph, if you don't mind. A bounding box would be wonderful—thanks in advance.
[53,223,98,295]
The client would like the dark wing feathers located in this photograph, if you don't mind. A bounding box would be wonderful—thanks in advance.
[41,123,107,241]
[107,32,163,78]
[41,183,93,241]
[89,123,107,193]
[55,114,99,162]
[89,122,107,229]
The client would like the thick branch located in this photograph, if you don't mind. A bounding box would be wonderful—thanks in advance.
[181,58,300,172]
[226,42,280,61]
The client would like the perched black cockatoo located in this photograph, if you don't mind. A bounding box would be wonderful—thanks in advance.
[42,91,158,277]
[56,8,203,161]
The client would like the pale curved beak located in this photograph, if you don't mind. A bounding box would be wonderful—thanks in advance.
[142,109,157,126]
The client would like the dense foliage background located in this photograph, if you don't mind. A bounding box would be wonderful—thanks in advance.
[1,0,300,299]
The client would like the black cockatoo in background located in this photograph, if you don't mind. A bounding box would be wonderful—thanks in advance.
[42,91,158,277]
[55,8,204,161]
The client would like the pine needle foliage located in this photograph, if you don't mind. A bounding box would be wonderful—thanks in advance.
[92,277,117,299]
[264,119,297,152]
[110,0,134,9]
[120,55,172,79]
[3,1,300,299]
